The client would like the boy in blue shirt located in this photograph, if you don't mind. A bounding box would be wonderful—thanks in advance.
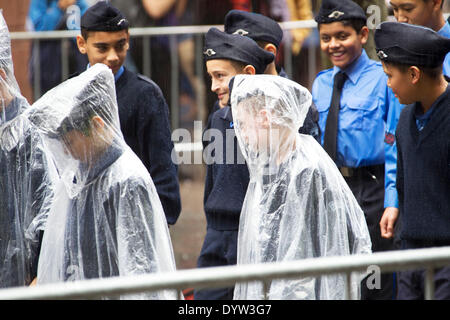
[375,21,450,299]
[312,0,404,299]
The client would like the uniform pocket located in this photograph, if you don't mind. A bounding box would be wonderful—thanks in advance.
[341,97,382,131]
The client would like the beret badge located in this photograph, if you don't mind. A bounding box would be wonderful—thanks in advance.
[203,48,217,57]
[328,11,345,19]
[233,29,249,36]
[377,50,388,60]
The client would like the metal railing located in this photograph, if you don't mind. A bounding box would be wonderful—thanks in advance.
[0,246,449,300]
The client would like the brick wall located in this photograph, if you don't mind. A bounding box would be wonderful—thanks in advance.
[1,0,33,102]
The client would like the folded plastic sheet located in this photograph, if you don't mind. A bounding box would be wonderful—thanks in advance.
[0,10,56,288]
[27,63,178,299]
[230,75,372,300]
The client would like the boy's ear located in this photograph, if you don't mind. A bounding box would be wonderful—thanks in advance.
[409,66,421,85]
[263,43,277,56]
[91,115,105,130]
[243,65,256,75]
[76,35,87,55]
[432,0,443,12]
[359,26,370,45]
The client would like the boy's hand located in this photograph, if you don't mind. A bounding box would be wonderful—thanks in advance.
[29,277,37,287]
[380,207,399,239]
[0,69,14,110]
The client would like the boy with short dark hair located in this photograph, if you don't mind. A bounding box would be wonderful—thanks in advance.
[312,0,405,299]
[29,64,178,299]
[380,0,449,238]
[76,1,181,225]
[375,21,450,300]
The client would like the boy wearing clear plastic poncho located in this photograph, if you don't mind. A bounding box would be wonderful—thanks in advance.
[230,75,372,300]
[27,64,178,299]
[0,11,56,288]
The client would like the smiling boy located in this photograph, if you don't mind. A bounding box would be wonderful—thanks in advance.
[76,2,181,226]
[311,0,405,300]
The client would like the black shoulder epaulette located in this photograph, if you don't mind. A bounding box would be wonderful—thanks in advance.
[137,74,154,84]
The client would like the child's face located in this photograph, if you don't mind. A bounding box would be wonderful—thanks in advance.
[390,0,436,28]
[235,104,273,155]
[319,22,368,70]
[62,129,93,163]
[77,30,129,75]
[382,62,416,105]
[206,59,239,108]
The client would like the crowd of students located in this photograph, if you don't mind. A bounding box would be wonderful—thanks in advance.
[0,0,449,300]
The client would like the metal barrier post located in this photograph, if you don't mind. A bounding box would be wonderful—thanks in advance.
[142,35,151,78]
[32,39,41,100]
[170,34,179,130]
[425,267,435,300]
[61,38,69,81]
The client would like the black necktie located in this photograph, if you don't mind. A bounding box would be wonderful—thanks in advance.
[323,71,347,161]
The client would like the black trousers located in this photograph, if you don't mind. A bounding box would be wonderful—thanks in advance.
[397,240,450,300]
[194,228,238,300]
[343,164,397,300]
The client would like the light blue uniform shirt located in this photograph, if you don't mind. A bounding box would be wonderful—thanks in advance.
[312,50,404,208]
[438,21,450,77]
[28,0,89,31]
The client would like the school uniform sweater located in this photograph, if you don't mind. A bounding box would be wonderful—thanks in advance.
[395,86,450,241]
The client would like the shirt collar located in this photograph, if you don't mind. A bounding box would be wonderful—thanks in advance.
[332,49,369,85]
[438,21,450,38]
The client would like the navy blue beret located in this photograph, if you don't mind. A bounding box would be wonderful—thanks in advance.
[224,10,283,48]
[204,27,274,74]
[375,22,450,68]
[81,1,129,31]
[315,0,366,24]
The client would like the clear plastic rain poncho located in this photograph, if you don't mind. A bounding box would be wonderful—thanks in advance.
[26,63,178,299]
[0,11,56,288]
[230,75,372,300]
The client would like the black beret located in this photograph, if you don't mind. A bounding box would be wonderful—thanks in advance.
[375,22,450,68]
[81,1,129,31]
[224,10,283,48]
[203,27,274,74]
[315,0,366,24]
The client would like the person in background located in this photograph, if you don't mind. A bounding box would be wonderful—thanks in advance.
[28,0,89,96]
